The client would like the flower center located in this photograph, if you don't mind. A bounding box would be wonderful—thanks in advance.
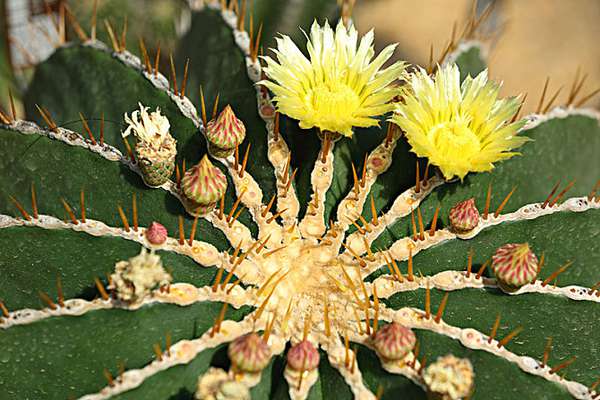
[306,83,361,122]
[430,121,481,160]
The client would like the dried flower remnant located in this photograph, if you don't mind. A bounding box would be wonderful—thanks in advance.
[423,355,474,400]
[195,368,250,400]
[122,103,177,187]
[109,248,172,303]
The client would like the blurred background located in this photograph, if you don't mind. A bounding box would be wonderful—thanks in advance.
[1,0,599,115]
[354,0,600,113]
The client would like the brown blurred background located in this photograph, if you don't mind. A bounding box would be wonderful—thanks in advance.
[354,0,600,112]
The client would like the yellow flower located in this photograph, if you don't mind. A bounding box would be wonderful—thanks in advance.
[392,64,529,180]
[259,20,406,137]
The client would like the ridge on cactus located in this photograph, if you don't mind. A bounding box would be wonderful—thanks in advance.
[392,64,530,180]
[181,154,228,216]
[259,20,406,137]
[108,248,172,303]
[122,102,177,187]
[205,104,246,158]
[423,355,474,400]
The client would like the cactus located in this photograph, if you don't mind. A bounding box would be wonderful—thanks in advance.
[0,1,599,400]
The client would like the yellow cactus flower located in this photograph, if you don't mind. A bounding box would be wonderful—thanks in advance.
[259,20,406,137]
[392,64,529,180]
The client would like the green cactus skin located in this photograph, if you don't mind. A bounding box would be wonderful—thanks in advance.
[0,1,599,400]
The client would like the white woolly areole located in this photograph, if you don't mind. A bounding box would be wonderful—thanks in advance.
[109,248,172,303]
[195,367,250,400]
[122,102,176,158]
[423,355,474,399]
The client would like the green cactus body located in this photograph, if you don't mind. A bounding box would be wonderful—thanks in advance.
[0,1,599,400]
